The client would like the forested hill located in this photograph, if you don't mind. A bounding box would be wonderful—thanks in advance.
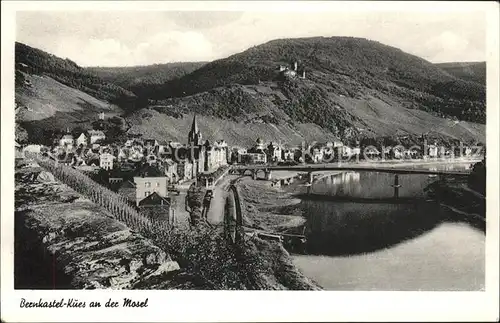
[15,42,140,111]
[147,37,485,124]
[86,62,207,98]
[15,39,486,147]
[435,62,486,85]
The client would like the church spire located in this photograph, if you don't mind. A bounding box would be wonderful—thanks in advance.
[188,113,202,146]
[190,113,199,135]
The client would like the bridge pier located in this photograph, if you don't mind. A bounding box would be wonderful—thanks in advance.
[264,169,272,181]
[393,174,401,199]
[252,170,257,180]
[308,172,314,185]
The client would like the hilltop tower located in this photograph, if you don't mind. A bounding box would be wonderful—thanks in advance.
[188,114,203,146]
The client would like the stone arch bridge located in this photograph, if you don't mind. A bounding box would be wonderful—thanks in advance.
[229,163,472,198]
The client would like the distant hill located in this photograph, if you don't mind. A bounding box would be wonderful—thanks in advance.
[436,62,486,85]
[147,37,485,125]
[128,82,485,147]
[86,62,207,97]
[15,72,125,144]
[15,42,141,112]
[15,42,137,144]
[15,38,486,147]
[128,37,485,145]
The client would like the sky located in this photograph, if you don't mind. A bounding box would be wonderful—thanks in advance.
[16,10,486,67]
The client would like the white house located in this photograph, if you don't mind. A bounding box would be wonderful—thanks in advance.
[341,146,361,158]
[365,147,381,158]
[311,147,324,163]
[267,142,283,162]
[99,152,115,170]
[332,140,344,148]
[393,147,404,159]
[76,133,88,146]
[282,149,295,161]
[428,145,438,158]
[59,134,74,148]
[22,144,42,156]
[146,154,157,166]
[255,138,265,151]
[212,140,229,166]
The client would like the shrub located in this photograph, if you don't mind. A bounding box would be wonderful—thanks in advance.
[468,158,486,195]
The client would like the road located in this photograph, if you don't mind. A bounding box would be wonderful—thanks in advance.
[168,180,195,229]
[168,175,240,228]
[206,175,240,225]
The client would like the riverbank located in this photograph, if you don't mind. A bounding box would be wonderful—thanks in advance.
[235,160,485,291]
[236,176,306,231]
[236,158,482,231]
[424,176,485,231]
[293,221,485,290]
[235,171,355,232]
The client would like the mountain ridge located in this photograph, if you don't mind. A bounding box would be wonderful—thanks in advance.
[146,37,485,124]
[85,62,207,98]
[14,38,486,146]
[15,42,140,111]
[435,61,486,85]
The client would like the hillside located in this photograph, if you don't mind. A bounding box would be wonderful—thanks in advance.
[436,62,486,85]
[86,62,206,97]
[15,42,141,144]
[148,37,485,126]
[128,37,485,145]
[128,82,485,147]
[15,38,486,147]
[15,42,141,111]
[15,72,125,144]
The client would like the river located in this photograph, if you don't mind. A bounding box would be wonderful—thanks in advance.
[290,162,485,291]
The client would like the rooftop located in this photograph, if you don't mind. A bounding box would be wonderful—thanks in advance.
[88,130,105,136]
[138,192,171,207]
[135,164,165,178]
[247,147,266,154]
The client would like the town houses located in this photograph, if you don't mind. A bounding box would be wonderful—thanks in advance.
[42,114,232,210]
[15,108,484,227]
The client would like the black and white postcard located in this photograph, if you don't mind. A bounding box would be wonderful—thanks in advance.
[1,1,499,322]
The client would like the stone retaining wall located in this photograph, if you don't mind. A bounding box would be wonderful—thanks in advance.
[15,164,180,289]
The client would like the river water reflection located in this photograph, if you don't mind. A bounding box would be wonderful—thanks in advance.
[291,162,485,291]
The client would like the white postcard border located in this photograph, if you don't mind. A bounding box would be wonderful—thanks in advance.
[1,1,499,322]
